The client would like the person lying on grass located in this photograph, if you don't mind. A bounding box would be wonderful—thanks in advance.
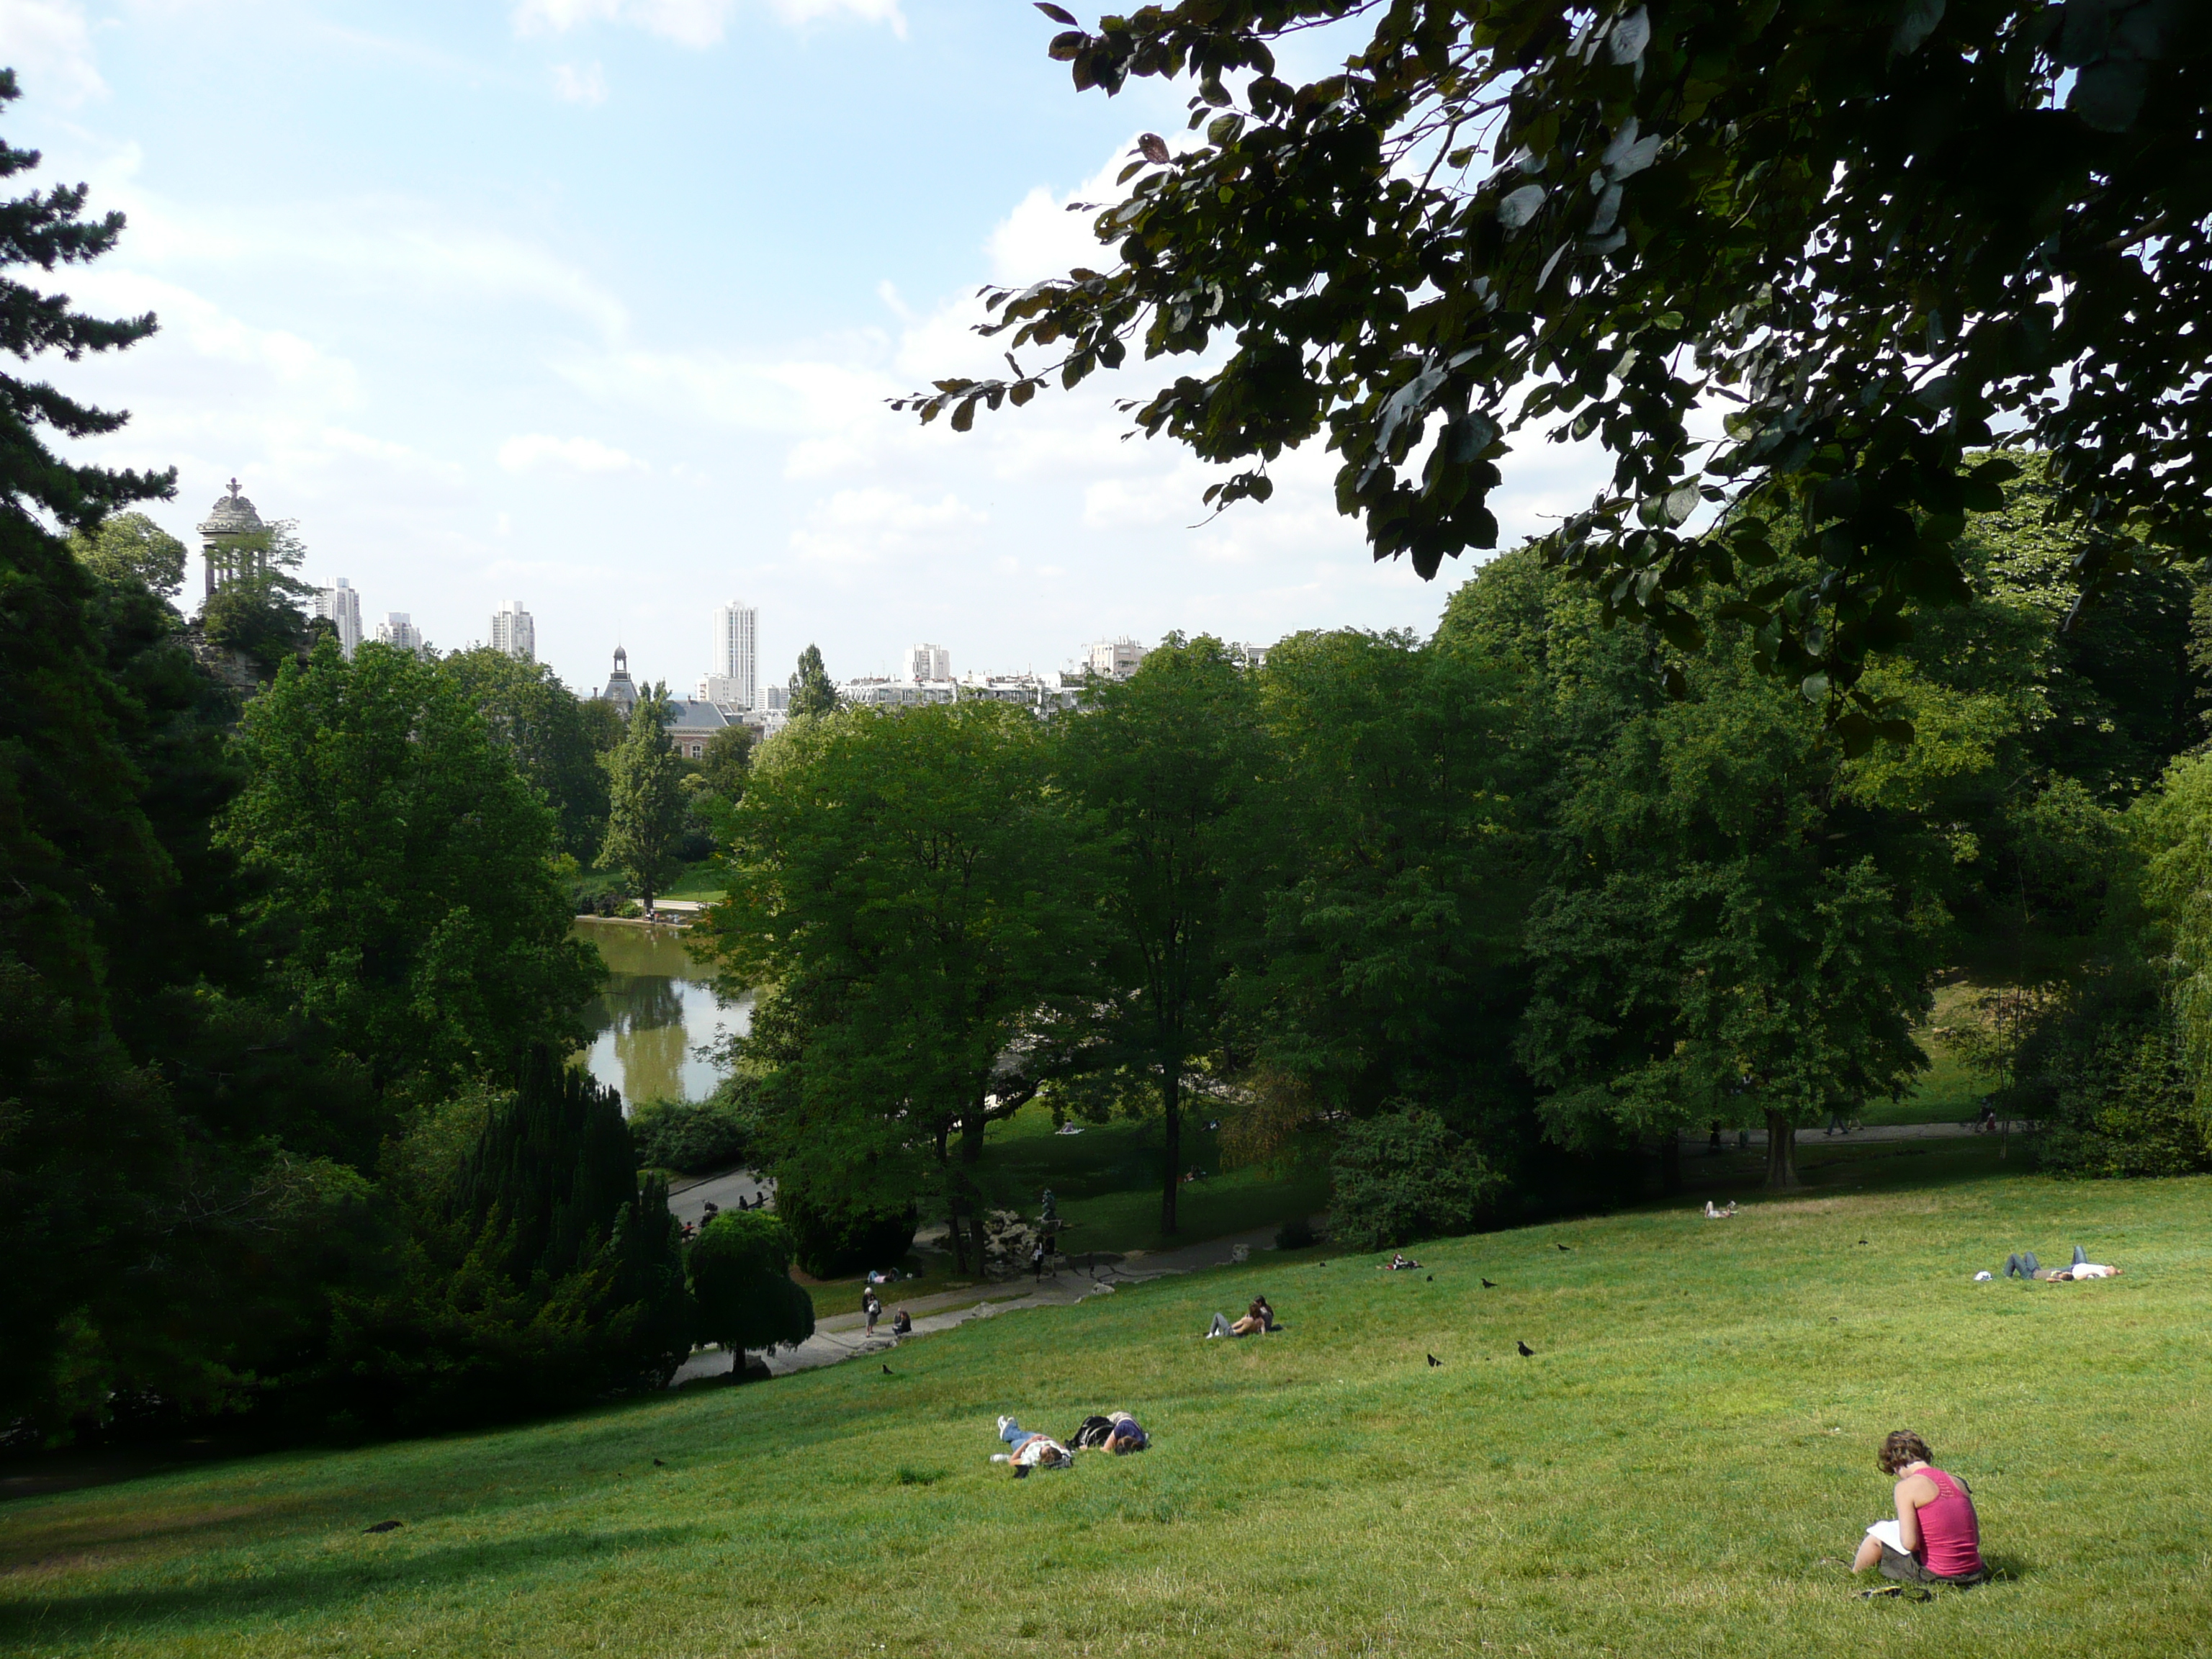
[990,1417,1073,1476]
[1205,1295,1277,1338]
[1851,1431,1987,1587]
[1381,1253,1421,1270]
[1069,1411,1149,1454]
[2002,1247,2122,1282]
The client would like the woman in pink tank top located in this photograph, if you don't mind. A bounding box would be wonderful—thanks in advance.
[1851,1430,1987,1585]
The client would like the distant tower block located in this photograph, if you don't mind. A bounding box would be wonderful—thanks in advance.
[316,577,363,659]
[714,601,758,711]
[198,477,268,599]
[491,600,536,663]
[908,643,950,683]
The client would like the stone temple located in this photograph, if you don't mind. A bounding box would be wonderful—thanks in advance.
[198,478,269,599]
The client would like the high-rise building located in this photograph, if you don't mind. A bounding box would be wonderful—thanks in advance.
[315,577,363,659]
[908,642,951,683]
[1084,637,1146,680]
[490,600,536,662]
[711,601,758,711]
[375,612,424,655]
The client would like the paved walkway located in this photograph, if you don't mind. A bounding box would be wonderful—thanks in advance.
[670,1221,1298,1387]
[1676,1119,2031,1150]
[666,1166,773,1227]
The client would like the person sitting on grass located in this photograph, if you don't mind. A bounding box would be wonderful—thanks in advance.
[1206,1294,1277,1338]
[1851,1431,1987,1587]
[891,1308,912,1338]
[990,1416,1073,1476]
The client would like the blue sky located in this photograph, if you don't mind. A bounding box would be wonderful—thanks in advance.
[5,0,1606,698]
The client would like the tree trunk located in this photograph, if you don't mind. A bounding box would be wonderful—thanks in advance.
[959,1097,986,1164]
[1763,1110,1799,1190]
[1659,1130,1682,1195]
[1160,1066,1182,1236]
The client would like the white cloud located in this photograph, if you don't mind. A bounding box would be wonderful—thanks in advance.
[511,0,905,48]
[498,433,647,473]
[551,62,608,104]
[0,0,105,107]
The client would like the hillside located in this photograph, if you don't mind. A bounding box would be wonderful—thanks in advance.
[4,1171,2208,1658]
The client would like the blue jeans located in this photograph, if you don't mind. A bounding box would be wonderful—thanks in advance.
[1001,1419,1028,1446]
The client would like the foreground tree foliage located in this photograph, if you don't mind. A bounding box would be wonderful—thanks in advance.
[439,647,611,863]
[905,1,2211,739]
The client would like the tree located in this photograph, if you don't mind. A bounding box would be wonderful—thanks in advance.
[709,701,1082,1272]
[1478,558,1950,1189]
[440,647,610,863]
[1053,635,1269,1233]
[904,3,2212,740]
[68,511,187,600]
[600,683,689,914]
[0,69,172,529]
[697,721,755,801]
[688,1210,814,1375]
[0,71,193,1430]
[787,644,839,718]
[219,638,601,1105]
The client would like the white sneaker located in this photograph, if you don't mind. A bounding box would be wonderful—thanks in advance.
[990,1453,1010,1462]
[997,1415,1012,1434]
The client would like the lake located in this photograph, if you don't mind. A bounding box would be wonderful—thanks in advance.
[572,917,752,1110]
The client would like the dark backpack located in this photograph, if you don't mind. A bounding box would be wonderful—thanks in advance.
[1069,1416,1117,1449]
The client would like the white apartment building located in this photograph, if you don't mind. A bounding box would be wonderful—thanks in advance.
[708,601,759,712]
[490,600,536,662]
[908,642,950,683]
[1083,637,1146,680]
[375,612,424,655]
[315,578,362,660]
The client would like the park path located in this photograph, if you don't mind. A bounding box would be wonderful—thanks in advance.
[1674,1119,2027,1150]
[669,1221,1293,1387]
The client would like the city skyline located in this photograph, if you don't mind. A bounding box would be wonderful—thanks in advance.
[9,4,1616,706]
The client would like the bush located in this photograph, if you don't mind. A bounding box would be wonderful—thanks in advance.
[688,1211,814,1364]
[1328,1106,1509,1250]
[629,1092,752,1174]
[2036,1020,2212,1179]
[774,1185,918,1280]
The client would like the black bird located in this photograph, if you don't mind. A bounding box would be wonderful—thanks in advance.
[1516,1340,1535,1357]
[1427,1354,1441,1367]
[881,1364,894,1375]
[1481,1278,1497,1289]
[653,1458,666,1467]
[1858,1238,1869,1246]
[1426,1274,1434,1282]
[1556,1244,1571,1251]
[364,1520,403,1534]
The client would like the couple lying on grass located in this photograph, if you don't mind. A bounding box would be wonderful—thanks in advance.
[1998,1245,2121,1282]
[1853,1431,1988,1588]
[1205,1294,1278,1338]
[991,1411,1148,1475]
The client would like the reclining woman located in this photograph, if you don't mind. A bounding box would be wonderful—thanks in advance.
[1205,1294,1277,1338]
[1069,1411,1149,1453]
[990,1416,1074,1476]
[1851,1430,1987,1587]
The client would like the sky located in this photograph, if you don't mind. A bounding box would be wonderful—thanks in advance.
[4,0,1609,698]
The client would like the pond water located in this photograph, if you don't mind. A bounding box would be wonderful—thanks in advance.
[572,917,752,1110]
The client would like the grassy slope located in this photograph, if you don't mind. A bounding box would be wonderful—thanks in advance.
[6,1169,2208,1658]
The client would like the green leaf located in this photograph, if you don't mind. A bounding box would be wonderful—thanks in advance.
[1034,1,1079,22]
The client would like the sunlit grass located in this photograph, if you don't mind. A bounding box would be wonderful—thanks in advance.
[5,1168,2206,1658]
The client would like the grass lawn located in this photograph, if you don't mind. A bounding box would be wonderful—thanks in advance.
[1864,983,1996,1128]
[6,1166,2207,1658]
[661,863,732,902]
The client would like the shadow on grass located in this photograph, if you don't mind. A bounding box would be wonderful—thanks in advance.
[0,1524,698,1646]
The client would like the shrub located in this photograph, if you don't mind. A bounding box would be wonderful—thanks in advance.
[688,1211,814,1367]
[629,1092,752,1174]
[774,1184,918,1280]
[2036,1020,2212,1179]
[1328,1106,1509,1250]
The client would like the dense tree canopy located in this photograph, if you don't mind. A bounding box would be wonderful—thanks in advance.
[905,0,2211,742]
[440,647,611,863]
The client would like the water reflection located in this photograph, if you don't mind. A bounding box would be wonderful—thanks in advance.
[573,918,752,1110]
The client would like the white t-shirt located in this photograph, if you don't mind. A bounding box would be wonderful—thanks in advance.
[1012,1435,1070,1467]
[2069,1263,2117,1278]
